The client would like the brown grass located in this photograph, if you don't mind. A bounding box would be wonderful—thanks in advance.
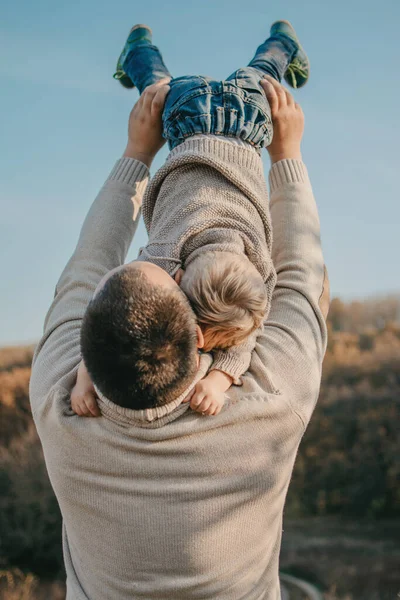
[0,569,64,600]
[280,518,400,600]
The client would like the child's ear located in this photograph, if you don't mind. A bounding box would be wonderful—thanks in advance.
[196,325,205,349]
[174,268,184,286]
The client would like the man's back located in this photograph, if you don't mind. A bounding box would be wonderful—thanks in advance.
[34,364,304,600]
[30,120,328,597]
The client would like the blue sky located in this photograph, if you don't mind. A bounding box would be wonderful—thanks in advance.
[1,0,399,344]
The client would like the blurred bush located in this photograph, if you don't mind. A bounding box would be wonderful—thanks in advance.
[0,568,64,599]
[0,347,63,582]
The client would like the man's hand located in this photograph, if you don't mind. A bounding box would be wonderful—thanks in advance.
[260,75,304,164]
[123,78,171,167]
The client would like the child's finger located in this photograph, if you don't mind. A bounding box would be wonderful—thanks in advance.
[71,393,95,417]
[72,404,83,416]
[195,398,213,414]
[83,395,101,417]
[73,401,89,416]
[190,392,206,409]
[183,389,195,403]
[71,392,82,414]
[203,404,220,416]
[206,401,223,416]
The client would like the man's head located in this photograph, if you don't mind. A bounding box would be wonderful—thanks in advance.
[81,262,201,410]
[180,252,268,352]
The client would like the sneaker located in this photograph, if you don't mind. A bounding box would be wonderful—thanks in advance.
[113,24,153,89]
[270,20,309,88]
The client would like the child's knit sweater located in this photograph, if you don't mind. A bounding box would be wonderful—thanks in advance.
[138,136,277,382]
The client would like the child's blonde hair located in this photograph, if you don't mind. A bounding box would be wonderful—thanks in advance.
[180,252,268,352]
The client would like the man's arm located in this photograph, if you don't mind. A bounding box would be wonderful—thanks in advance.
[30,82,170,409]
[250,77,329,426]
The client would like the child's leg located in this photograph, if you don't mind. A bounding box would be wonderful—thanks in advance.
[227,35,297,89]
[123,44,172,94]
[217,23,308,148]
[246,35,297,82]
[114,25,172,94]
[227,21,309,89]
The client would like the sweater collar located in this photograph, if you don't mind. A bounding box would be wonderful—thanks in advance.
[94,353,213,428]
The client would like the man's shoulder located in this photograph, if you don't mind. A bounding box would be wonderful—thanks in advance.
[226,379,304,429]
[30,381,71,421]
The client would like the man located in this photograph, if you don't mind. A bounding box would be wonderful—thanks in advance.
[30,78,329,599]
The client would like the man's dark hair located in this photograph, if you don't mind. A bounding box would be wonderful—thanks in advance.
[81,268,199,410]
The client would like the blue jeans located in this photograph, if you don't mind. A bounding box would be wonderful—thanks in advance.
[123,35,297,150]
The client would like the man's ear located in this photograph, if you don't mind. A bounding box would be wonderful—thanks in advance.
[196,325,204,349]
[174,268,184,286]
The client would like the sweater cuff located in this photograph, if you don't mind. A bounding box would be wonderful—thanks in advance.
[107,157,149,193]
[210,355,246,386]
[269,159,310,194]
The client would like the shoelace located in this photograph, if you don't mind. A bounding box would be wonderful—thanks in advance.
[286,58,308,89]
[113,69,126,80]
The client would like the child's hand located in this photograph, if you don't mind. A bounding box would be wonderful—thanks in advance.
[71,361,101,417]
[184,370,233,416]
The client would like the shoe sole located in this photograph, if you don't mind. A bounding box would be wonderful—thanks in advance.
[130,23,153,36]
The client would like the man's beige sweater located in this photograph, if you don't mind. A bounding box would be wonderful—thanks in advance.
[30,140,327,600]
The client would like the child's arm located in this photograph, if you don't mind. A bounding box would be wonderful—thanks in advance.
[210,330,258,385]
[71,360,101,417]
[184,370,233,416]
[184,330,258,416]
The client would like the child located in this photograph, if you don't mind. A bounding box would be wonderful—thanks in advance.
[71,21,309,417]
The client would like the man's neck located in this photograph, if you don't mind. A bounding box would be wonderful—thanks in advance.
[94,353,213,428]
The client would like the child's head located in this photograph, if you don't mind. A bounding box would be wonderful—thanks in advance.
[180,252,268,352]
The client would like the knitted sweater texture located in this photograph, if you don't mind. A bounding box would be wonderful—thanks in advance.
[30,143,327,600]
[138,137,277,381]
